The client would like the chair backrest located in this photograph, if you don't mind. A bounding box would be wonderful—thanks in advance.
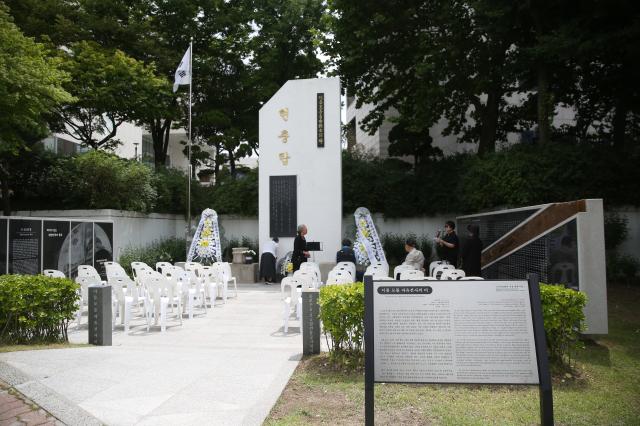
[293,270,317,289]
[281,277,296,300]
[440,269,466,280]
[131,262,152,279]
[429,260,449,277]
[109,277,128,302]
[156,262,173,274]
[336,261,356,278]
[399,269,425,280]
[77,265,100,280]
[43,269,66,278]
[105,262,129,279]
[370,261,389,275]
[300,262,322,282]
[326,274,352,285]
[393,264,413,279]
[433,264,455,279]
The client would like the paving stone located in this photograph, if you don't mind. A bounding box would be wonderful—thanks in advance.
[17,410,50,426]
[0,406,31,422]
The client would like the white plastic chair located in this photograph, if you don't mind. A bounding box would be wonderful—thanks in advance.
[440,269,466,280]
[139,271,180,332]
[280,277,299,333]
[43,269,65,278]
[221,262,238,298]
[155,262,173,274]
[393,264,413,279]
[399,269,425,280]
[429,261,449,277]
[199,265,220,307]
[300,262,323,285]
[77,265,102,283]
[173,267,206,319]
[463,276,484,280]
[131,261,153,283]
[210,263,229,303]
[433,264,456,279]
[336,262,356,280]
[109,277,135,333]
[370,261,389,275]
[106,263,145,307]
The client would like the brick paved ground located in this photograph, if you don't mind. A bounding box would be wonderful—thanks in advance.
[0,380,63,426]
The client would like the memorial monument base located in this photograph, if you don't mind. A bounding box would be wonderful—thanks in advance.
[230,263,258,283]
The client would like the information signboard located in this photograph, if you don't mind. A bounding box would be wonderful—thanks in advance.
[8,219,42,274]
[364,275,553,425]
[43,220,70,274]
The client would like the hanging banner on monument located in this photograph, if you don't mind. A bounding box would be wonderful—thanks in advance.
[187,209,222,264]
[354,207,386,264]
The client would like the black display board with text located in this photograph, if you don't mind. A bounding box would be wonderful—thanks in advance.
[43,221,70,275]
[270,175,297,237]
[9,219,42,275]
[93,222,113,280]
[69,222,94,279]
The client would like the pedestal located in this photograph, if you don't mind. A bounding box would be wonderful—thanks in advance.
[230,263,259,283]
[88,285,112,346]
[302,289,320,355]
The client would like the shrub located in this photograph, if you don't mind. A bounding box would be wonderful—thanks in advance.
[318,281,587,368]
[606,252,640,285]
[604,213,629,252]
[539,284,587,365]
[318,282,364,365]
[0,275,79,344]
[118,237,187,275]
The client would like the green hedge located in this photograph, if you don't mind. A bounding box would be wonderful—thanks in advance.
[0,275,79,344]
[319,282,587,367]
[118,237,187,275]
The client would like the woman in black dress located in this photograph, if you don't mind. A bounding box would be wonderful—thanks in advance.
[460,224,483,277]
[292,224,309,272]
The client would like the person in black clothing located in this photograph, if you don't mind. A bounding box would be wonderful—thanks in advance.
[436,220,459,266]
[292,224,309,272]
[336,239,357,264]
[460,224,483,277]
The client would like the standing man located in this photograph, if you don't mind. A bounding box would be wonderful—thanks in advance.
[436,221,459,266]
[259,237,279,284]
[292,224,310,272]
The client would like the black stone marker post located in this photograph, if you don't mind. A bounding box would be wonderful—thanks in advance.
[302,288,320,355]
[88,285,112,346]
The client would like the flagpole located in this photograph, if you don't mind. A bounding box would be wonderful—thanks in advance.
[187,37,193,258]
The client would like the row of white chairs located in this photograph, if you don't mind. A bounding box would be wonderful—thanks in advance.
[44,260,239,333]
[280,261,324,333]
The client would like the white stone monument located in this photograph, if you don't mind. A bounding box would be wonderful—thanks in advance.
[259,78,342,268]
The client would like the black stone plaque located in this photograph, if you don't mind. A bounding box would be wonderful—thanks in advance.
[69,222,93,279]
[317,93,325,148]
[302,290,320,355]
[270,175,297,237]
[0,218,6,274]
[43,221,70,275]
[94,222,114,280]
[88,285,112,346]
[9,219,42,274]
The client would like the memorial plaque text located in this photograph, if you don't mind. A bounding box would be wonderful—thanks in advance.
[9,219,42,274]
[270,175,297,237]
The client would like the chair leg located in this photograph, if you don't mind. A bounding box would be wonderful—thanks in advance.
[124,300,132,333]
[232,278,238,298]
[283,302,290,333]
[188,292,194,319]
[296,299,302,320]
[160,297,168,333]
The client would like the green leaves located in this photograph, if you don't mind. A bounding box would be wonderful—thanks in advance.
[0,274,80,344]
[319,282,365,361]
[539,283,587,365]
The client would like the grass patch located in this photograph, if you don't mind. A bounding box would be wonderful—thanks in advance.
[0,343,90,353]
[266,284,640,425]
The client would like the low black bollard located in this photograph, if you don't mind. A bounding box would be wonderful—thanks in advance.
[302,288,320,355]
[88,285,112,346]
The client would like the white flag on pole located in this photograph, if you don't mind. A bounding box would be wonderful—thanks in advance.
[173,46,191,92]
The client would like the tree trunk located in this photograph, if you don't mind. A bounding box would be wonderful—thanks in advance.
[537,64,552,145]
[150,118,172,169]
[0,165,11,216]
[478,88,500,156]
[612,97,628,150]
[228,150,236,179]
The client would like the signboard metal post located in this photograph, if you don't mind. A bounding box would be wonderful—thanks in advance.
[364,275,374,426]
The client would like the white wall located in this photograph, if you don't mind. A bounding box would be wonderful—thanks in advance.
[13,209,186,261]
[259,78,343,263]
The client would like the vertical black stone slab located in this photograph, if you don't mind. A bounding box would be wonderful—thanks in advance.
[69,222,93,279]
[317,93,325,148]
[302,289,320,355]
[0,218,7,274]
[93,222,114,280]
[269,175,297,237]
[88,285,112,346]
[43,221,70,275]
[8,219,42,274]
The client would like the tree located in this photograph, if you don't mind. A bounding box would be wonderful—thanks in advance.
[55,41,167,150]
[0,4,73,214]
[327,0,525,156]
